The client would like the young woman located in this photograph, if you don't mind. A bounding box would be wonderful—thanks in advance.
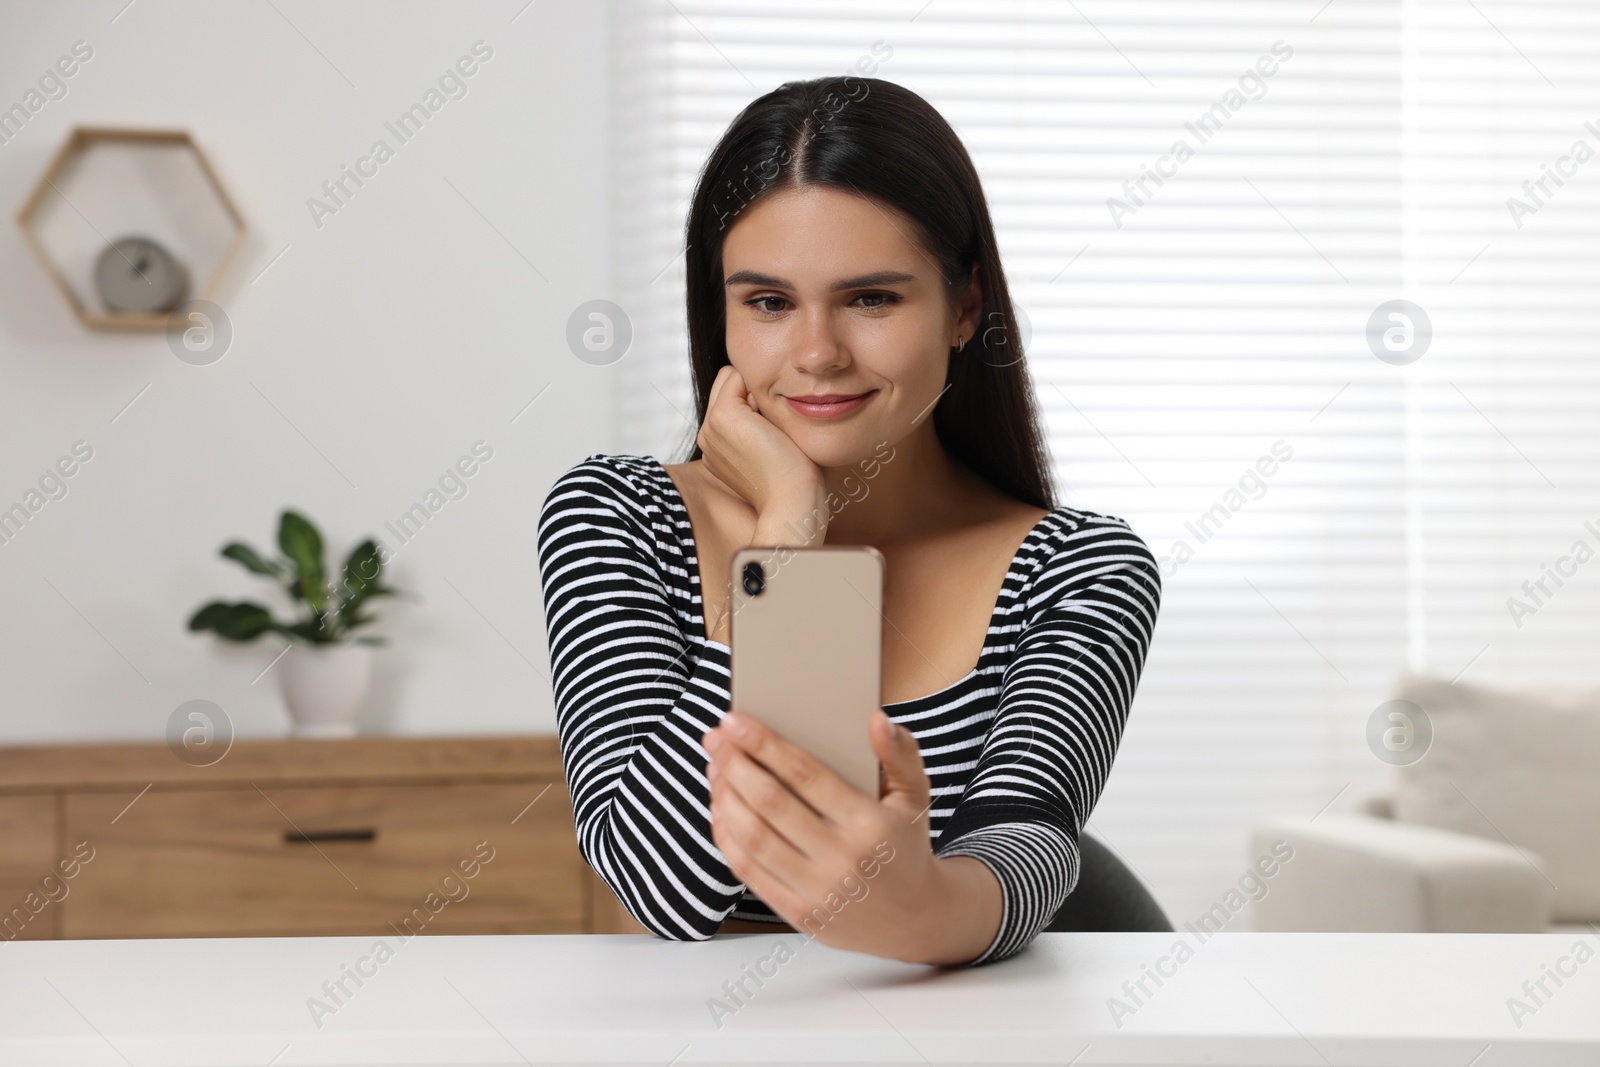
[538,76,1161,967]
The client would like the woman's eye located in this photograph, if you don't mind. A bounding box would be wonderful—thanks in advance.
[742,292,898,315]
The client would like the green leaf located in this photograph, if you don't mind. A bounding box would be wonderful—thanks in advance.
[219,541,283,578]
[343,539,383,585]
[187,601,283,642]
[337,587,397,623]
[187,601,236,632]
[278,510,326,611]
[283,618,334,644]
[337,540,383,618]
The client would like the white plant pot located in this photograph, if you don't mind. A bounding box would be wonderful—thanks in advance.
[278,643,373,738]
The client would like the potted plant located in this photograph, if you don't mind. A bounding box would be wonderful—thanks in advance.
[188,510,402,737]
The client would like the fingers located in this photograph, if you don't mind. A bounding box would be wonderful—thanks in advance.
[720,367,760,413]
[695,362,822,523]
[870,710,932,818]
[709,755,880,942]
[707,737,830,859]
[722,365,749,404]
[706,364,734,411]
[709,769,812,888]
[707,364,746,413]
[699,367,730,453]
[710,794,758,887]
[699,367,758,493]
[711,810,818,930]
[707,713,867,823]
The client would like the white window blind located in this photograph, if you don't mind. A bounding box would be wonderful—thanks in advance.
[1410,0,1600,688]
[608,0,1599,925]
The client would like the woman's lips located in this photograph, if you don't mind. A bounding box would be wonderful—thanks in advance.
[784,390,875,419]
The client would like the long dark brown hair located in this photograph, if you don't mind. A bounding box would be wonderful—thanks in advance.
[680,75,1056,511]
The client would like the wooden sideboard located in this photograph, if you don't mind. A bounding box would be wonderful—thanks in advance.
[0,735,647,940]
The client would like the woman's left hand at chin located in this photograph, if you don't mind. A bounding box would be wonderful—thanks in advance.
[702,708,960,964]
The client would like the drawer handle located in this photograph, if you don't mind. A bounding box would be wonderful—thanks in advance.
[284,828,377,844]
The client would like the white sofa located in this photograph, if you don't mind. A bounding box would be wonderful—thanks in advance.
[1252,673,1600,934]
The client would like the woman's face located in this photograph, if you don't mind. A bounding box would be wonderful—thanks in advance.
[720,185,977,469]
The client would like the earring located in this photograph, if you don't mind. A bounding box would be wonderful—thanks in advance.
[955,335,966,352]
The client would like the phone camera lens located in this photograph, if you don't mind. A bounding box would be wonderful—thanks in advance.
[741,561,765,597]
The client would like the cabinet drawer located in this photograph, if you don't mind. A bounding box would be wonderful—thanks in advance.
[0,796,60,941]
[62,781,584,938]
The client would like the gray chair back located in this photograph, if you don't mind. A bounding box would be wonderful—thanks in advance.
[1045,832,1171,932]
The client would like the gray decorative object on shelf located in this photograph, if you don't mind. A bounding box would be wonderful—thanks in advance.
[93,235,189,313]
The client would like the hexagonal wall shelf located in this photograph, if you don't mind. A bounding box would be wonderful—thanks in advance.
[17,127,246,330]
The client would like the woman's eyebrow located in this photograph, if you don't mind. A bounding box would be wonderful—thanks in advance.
[723,269,916,292]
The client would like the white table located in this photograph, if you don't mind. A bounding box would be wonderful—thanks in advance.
[1,931,1595,1065]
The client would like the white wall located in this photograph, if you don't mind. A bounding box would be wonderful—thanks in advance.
[0,0,618,742]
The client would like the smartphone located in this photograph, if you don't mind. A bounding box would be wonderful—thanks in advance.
[728,545,884,798]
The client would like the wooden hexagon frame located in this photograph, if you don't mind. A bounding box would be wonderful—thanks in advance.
[16,126,247,330]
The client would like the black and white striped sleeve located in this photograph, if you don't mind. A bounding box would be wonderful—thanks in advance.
[934,515,1162,966]
[536,457,742,940]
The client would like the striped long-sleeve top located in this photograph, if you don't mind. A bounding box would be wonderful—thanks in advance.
[536,452,1161,965]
